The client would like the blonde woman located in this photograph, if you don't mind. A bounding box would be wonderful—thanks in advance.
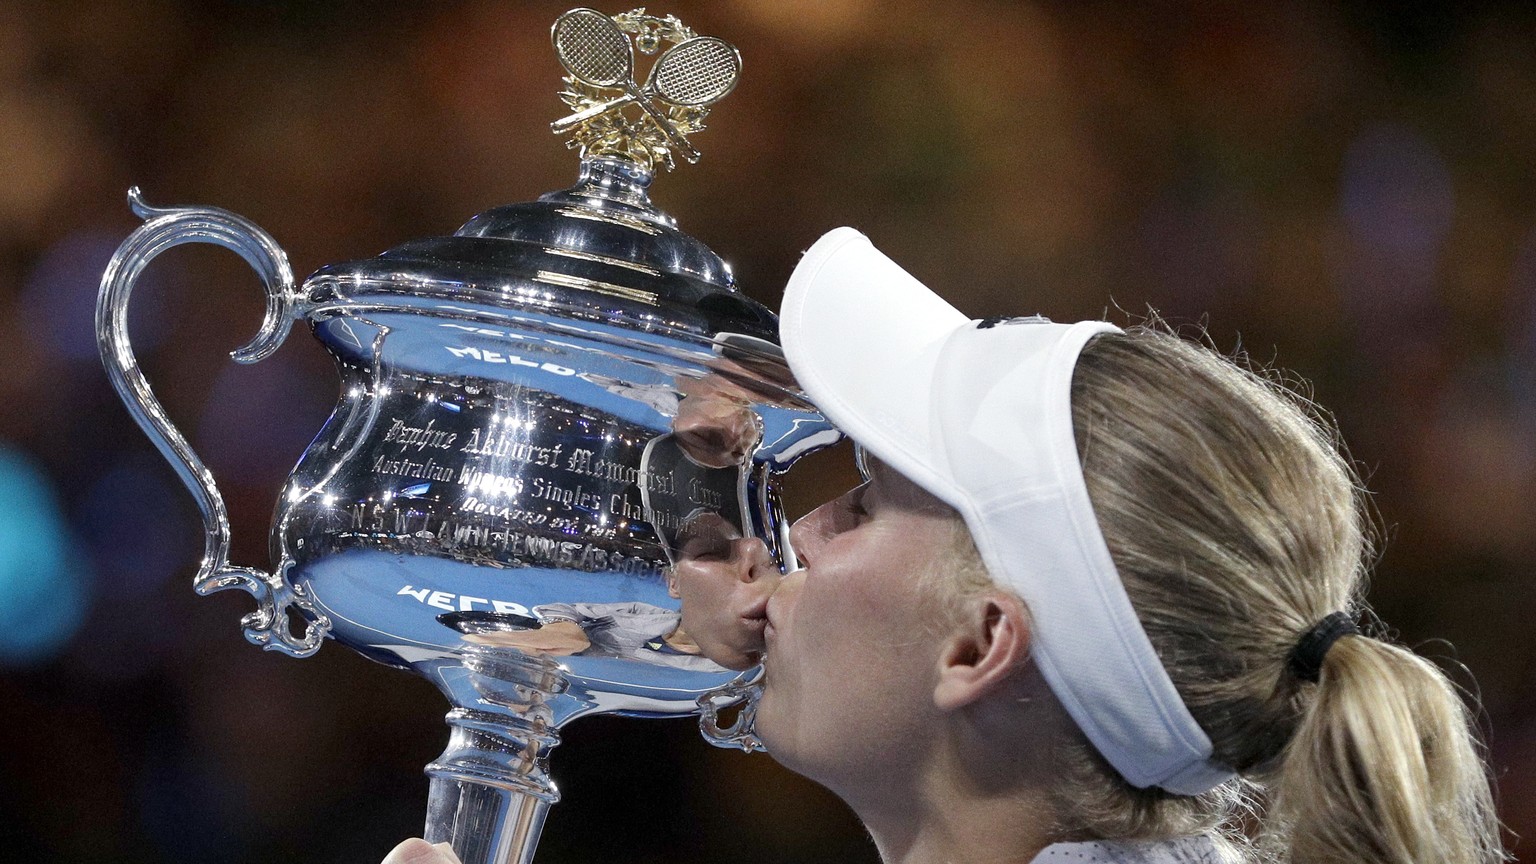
[386,228,1507,864]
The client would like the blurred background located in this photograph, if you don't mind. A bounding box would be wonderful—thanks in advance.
[2,0,1534,860]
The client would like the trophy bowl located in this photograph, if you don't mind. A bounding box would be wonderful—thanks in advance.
[96,9,835,864]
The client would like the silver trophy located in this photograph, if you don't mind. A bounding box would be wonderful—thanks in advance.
[96,9,833,864]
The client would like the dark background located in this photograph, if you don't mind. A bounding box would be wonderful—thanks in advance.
[2,0,1535,861]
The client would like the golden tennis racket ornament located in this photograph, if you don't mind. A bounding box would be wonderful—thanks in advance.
[551,8,741,169]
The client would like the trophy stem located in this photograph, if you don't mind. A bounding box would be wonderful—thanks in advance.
[424,648,568,864]
[424,756,552,864]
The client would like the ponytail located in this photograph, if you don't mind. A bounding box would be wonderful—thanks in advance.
[1275,634,1505,864]
[974,324,1515,862]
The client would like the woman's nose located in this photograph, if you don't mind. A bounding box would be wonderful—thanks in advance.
[739,538,778,584]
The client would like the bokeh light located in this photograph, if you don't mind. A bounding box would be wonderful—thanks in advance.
[0,447,88,665]
[2,1,1534,862]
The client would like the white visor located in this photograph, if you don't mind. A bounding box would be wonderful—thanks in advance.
[780,227,1235,796]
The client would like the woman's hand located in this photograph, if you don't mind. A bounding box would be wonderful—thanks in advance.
[381,838,462,864]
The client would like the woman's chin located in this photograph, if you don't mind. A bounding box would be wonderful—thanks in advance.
[746,701,806,778]
[694,639,757,671]
[696,619,768,669]
[718,654,757,671]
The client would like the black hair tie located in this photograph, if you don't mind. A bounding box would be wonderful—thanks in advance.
[1288,612,1358,683]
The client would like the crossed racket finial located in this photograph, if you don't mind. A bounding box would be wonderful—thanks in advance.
[550,8,741,168]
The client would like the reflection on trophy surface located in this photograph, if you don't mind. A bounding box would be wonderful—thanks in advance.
[96,8,836,864]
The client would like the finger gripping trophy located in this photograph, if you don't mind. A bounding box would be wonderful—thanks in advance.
[96,9,832,864]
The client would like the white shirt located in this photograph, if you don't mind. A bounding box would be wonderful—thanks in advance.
[532,601,720,671]
[1030,835,1238,863]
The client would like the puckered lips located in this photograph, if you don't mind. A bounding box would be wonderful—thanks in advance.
[738,596,770,643]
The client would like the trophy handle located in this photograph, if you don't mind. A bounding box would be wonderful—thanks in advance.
[96,187,329,657]
[697,668,767,753]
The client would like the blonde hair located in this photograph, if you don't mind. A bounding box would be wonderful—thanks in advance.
[942,325,1506,863]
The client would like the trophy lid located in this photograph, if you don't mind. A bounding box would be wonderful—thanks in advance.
[302,8,770,346]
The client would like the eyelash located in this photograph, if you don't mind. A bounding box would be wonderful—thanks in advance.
[682,541,731,561]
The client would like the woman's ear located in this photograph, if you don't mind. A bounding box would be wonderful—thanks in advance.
[933,592,1032,711]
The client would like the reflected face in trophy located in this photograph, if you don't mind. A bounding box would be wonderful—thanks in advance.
[756,456,958,788]
[666,511,779,670]
[649,361,786,671]
[673,369,765,469]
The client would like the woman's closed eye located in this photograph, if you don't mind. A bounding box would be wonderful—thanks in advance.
[679,536,735,561]
[829,484,871,529]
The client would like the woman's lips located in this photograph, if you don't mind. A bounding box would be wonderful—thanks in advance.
[739,599,769,644]
[740,595,770,624]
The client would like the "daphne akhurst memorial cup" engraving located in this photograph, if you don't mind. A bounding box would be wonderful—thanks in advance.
[95,8,835,864]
